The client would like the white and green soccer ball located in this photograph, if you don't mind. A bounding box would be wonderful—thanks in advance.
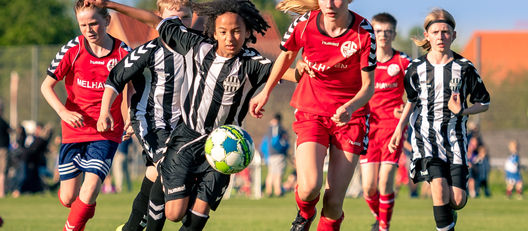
[204,125,255,174]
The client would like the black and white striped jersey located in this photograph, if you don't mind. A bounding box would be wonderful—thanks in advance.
[404,53,490,165]
[157,16,273,135]
[105,37,184,139]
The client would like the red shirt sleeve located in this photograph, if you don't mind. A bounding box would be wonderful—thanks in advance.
[47,37,80,80]
[280,12,311,52]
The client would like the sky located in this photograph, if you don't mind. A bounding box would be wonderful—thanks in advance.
[351,0,528,46]
[116,0,528,47]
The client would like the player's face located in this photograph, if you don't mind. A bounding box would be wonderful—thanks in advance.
[424,22,456,53]
[214,12,249,58]
[373,22,396,49]
[76,8,109,45]
[160,6,192,27]
[318,0,350,22]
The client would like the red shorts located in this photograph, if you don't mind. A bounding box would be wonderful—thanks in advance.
[292,111,367,154]
[360,126,403,165]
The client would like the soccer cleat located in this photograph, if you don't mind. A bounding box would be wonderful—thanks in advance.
[370,220,379,231]
[290,210,316,231]
[115,224,124,231]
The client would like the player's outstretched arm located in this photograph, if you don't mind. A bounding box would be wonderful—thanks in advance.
[388,101,416,153]
[41,76,84,128]
[331,70,375,126]
[97,87,119,132]
[86,0,162,28]
[249,50,298,118]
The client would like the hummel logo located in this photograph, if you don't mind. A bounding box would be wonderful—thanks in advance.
[167,185,185,194]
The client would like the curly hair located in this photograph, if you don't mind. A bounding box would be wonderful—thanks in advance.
[192,0,270,44]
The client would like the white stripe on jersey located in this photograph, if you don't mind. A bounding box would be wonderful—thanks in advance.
[153,49,167,129]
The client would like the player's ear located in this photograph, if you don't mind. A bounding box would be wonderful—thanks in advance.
[452,30,457,41]
[105,14,111,27]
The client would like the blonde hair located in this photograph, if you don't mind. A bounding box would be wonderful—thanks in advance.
[276,0,318,14]
[157,0,191,13]
[412,8,456,51]
[509,140,520,153]
[74,0,109,18]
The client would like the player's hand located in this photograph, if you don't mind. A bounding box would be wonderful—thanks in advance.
[59,109,84,128]
[84,0,108,7]
[448,93,463,115]
[122,120,134,141]
[388,127,403,153]
[97,112,114,132]
[331,105,352,127]
[393,104,404,119]
[295,60,314,82]
[249,92,268,119]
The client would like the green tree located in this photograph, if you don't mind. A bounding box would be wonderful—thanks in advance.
[0,0,76,46]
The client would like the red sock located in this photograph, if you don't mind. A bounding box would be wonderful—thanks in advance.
[317,211,344,231]
[58,189,71,208]
[379,193,395,230]
[63,197,96,231]
[295,186,319,220]
[364,191,380,220]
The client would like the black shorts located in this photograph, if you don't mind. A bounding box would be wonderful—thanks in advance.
[158,123,230,211]
[131,121,171,166]
[410,158,468,190]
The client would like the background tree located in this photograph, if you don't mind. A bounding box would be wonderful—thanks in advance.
[0,0,76,46]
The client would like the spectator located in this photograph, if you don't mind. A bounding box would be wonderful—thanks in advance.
[0,99,11,198]
[264,113,289,197]
[112,136,133,193]
[20,123,52,194]
[505,140,523,200]
[474,145,491,197]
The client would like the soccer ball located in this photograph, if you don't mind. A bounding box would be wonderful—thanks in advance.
[204,125,254,174]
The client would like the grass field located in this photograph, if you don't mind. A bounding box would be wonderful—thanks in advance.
[1,170,527,231]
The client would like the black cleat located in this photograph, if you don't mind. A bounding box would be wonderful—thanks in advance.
[290,210,316,231]
[370,220,379,231]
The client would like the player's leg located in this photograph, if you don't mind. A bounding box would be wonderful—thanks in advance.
[57,143,84,208]
[360,162,380,224]
[378,163,398,231]
[179,165,230,231]
[449,164,469,210]
[290,111,329,231]
[317,146,358,231]
[515,180,523,198]
[429,160,455,231]
[292,141,326,230]
[64,140,118,231]
[273,155,286,196]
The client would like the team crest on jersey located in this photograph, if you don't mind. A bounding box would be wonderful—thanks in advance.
[223,75,241,93]
[387,64,401,77]
[449,75,462,93]
[107,58,118,71]
[340,41,358,58]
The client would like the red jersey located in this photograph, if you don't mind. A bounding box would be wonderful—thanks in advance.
[47,35,128,143]
[369,50,411,128]
[280,10,376,117]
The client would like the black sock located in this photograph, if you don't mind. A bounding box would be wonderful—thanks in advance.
[123,176,153,231]
[146,176,166,231]
[433,204,455,231]
[179,211,209,231]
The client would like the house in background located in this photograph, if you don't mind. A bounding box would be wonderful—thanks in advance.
[461,31,528,83]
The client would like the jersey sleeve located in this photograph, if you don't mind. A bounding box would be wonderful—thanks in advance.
[399,51,412,70]
[244,49,273,88]
[466,64,490,105]
[404,63,419,103]
[106,39,157,93]
[359,19,376,72]
[156,16,205,55]
[280,12,310,52]
[46,37,80,80]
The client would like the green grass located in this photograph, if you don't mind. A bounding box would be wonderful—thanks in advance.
[1,170,527,231]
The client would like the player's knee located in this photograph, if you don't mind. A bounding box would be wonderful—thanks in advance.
[165,207,185,222]
[297,187,320,201]
[362,186,378,197]
[59,193,75,207]
[451,195,467,210]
